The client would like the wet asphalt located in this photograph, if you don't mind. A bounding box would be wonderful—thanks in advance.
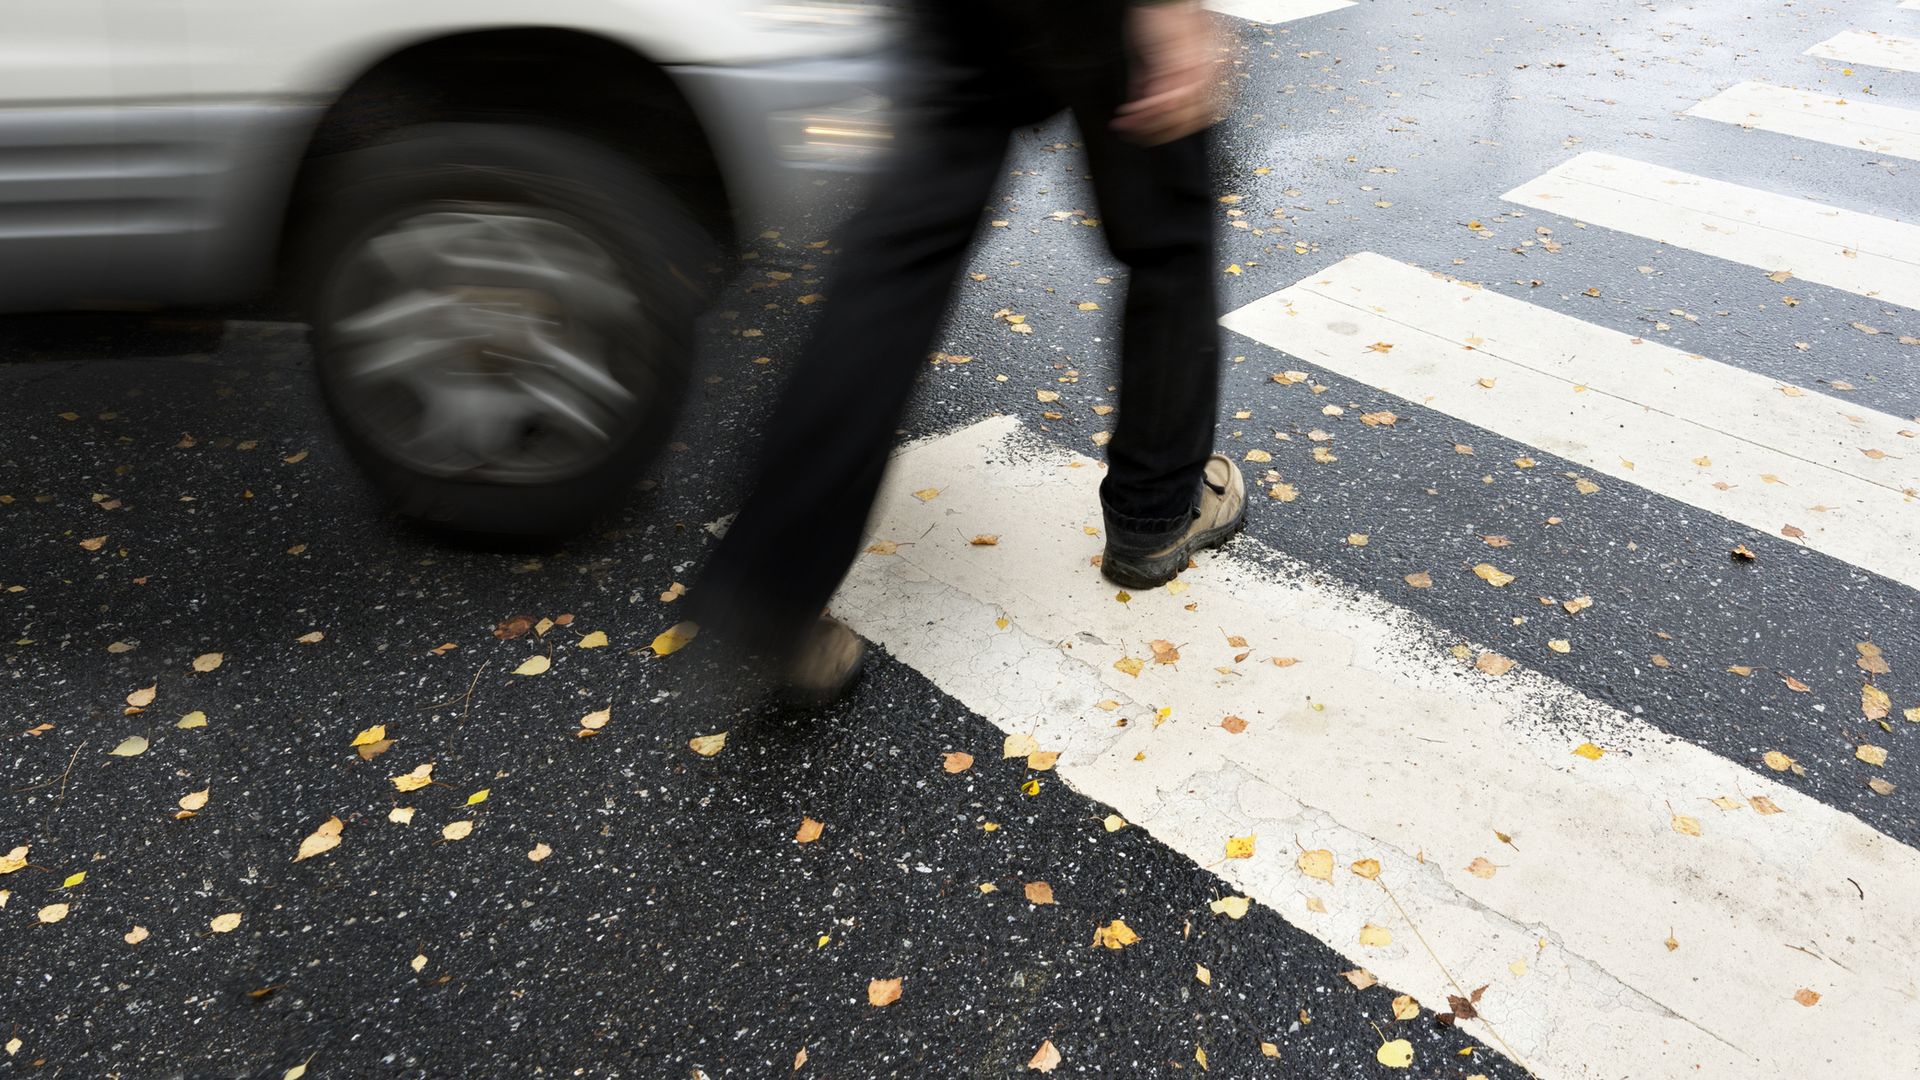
[5,1,1919,1077]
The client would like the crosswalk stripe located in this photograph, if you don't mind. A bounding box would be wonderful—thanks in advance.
[1202,0,1354,24]
[836,415,1920,1080]
[1219,252,1920,590]
[1686,81,1920,162]
[1501,151,1920,311]
[1807,29,1920,72]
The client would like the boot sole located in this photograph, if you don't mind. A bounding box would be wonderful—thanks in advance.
[1100,513,1247,591]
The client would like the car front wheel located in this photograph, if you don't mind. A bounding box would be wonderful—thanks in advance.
[300,122,714,537]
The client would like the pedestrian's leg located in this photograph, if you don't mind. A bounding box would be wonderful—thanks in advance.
[1080,117,1222,545]
[687,115,1014,655]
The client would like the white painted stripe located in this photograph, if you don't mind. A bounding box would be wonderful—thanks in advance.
[1502,151,1920,310]
[1808,29,1920,72]
[1905,0,1920,11]
[836,416,1920,1080]
[1203,0,1354,24]
[1219,252,1920,589]
[1687,81,1920,162]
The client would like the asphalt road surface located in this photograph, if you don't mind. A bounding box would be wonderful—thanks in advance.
[6,1,1920,1078]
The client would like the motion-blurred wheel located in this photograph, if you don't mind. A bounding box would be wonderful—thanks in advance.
[301,123,713,537]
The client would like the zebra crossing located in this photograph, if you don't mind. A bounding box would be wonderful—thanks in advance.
[1686,81,1920,162]
[824,3,1920,1077]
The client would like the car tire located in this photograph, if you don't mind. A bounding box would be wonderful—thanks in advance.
[297,122,715,537]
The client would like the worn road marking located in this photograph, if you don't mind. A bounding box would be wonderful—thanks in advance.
[1203,0,1354,24]
[835,416,1920,1080]
[1501,151,1920,311]
[1687,81,1920,162]
[1808,29,1920,72]
[1219,252,1920,590]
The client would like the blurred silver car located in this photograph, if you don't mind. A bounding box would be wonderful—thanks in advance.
[1,0,894,533]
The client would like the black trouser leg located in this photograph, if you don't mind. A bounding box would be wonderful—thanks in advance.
[1079,117,1222,545]
[688,115,1013,652]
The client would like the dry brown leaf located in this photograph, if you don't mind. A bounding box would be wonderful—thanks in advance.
[1220,715,1248,734]
[1466,857,1497,879]
[795,817,825,844]
[1794,988,1821,1007]
[191,652,223,673]
[689,732,728,757]
[1091,919,1140,949]
[868,978,903,1007]
[1024,881,1055,905]
[943,752,974,774]
[1341,968,1378,989]
[1475,652,1516,676]
[1404,571,1433,589]
[1028,1039,1062,1073]
[1150,640,1181,664]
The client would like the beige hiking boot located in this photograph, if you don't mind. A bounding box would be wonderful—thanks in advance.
[1100,454,1247,589]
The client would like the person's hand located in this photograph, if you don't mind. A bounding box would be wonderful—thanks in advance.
[1112,1,1224,146]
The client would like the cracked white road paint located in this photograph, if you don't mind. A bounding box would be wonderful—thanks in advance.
[834,416,1920,1080]
[1220,252,1920,592]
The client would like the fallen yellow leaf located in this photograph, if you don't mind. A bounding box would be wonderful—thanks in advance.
[1472,563,1515,587]
[868,977,903,1006]
[512,654,551,676]
[441,820,473,841]
[1376,1038,1414,1069]
[391,763,434,792]
[294,816,343,862]
[651,622,699,656]
[796,817,825,844]
[1296,849,1333,881]
[209,911,242,933]
[1092,918,1140,949]
[577,630,610,649]
[109,735,149,757]
[1225,835,1256,860]
[1209,896,1250,919]
[1359,923,1393,946]
[689,732,728,757]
